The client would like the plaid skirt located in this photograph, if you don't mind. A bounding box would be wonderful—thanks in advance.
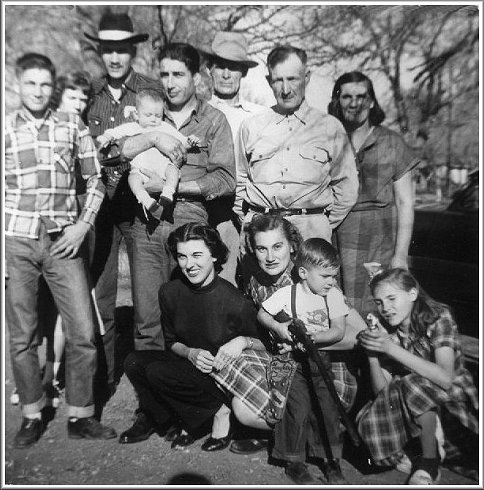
[356,370,479,466]
[210,349,294,423]
[211,350,358,423]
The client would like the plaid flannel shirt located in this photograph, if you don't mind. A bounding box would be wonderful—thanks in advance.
[5,107,105,238]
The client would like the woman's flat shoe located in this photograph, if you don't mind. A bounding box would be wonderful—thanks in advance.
[164,424,182,442]
[201,434,232,452]
[171,432,195,450]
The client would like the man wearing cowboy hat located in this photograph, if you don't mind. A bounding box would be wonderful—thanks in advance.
[84,11,186,404]
[202,31,266,288]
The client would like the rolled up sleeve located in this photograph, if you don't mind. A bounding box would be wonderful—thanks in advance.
[77,123,105,226]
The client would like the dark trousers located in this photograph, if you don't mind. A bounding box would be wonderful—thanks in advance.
[91,190,135,385]
[272,353,342,463]
[124,350,229,436]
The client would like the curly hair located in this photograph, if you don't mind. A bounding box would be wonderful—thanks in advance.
[167,222,228,273]
[244,214,303,258]
[369,268,450,341]
[328,71,385,126]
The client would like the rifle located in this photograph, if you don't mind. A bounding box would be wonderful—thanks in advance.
[287,316,362,448]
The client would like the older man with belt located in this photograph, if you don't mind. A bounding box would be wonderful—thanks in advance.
[203,31,266,287]
[236,45,358,246]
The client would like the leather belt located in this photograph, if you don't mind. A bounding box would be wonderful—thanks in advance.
[176,195,205,203]
[244,201,329,217]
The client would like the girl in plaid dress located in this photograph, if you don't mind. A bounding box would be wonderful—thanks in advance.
[357,268,478,485]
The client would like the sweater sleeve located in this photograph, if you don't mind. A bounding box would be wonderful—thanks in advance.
[159,286,177,351]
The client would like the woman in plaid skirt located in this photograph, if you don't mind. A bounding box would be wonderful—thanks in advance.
[357,268,478,485]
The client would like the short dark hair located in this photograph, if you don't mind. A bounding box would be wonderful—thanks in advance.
[244,214,303,256]
[328,71,385,126]
[159,43,200,75]
[15,52,56,80]
[136,88,164,108]
[167,222,228,271]
[50,71,92,111]
[294,238,340,270]
[267,45,307,74]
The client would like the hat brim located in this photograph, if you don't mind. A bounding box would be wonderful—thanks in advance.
[84,32,149,44]
[200,48,258,68]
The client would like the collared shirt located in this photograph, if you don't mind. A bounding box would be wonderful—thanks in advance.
[352,125,419,211]
[5,108,104,238]
[236,100,359,228]
[159,98,235,200]
[209,95,266,142]
[86,69,161,188]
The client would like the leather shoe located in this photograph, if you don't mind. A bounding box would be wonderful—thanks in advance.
[171,432,195,450]
[285,462,319,485]
[13,417,43,448]
[164,424,182,442]
[68,416,117,440]
[119,412,155,444]
[201,434,231,452]
[230,438,268,455]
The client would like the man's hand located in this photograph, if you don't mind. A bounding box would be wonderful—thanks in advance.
[49,221,90,259]
[187,348,215,373]
[213,337,246,372]
[152,132,187,166]
[142,169,166,194]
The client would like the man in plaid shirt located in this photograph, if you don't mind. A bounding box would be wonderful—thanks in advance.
[5,53,116,448]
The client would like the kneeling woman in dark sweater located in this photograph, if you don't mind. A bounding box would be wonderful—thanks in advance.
[123,223,264,451]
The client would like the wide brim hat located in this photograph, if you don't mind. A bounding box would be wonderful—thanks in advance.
[84,12,149,45]
[202,31,258,68]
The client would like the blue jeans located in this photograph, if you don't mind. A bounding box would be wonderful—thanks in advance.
[131,201,207,351]
[5,223,97,418]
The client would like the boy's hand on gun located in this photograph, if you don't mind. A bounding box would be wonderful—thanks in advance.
[272,320,293,344]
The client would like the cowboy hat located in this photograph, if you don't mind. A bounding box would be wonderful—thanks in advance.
[84,12,149,44]
[202,31,258,68]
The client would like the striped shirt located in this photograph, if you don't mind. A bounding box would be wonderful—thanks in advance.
[5,107,105,238]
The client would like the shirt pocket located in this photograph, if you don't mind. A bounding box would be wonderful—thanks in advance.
[247,149,277,181]
[297,145,330,183]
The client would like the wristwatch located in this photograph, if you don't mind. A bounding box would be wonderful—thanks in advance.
[246,337,254,350]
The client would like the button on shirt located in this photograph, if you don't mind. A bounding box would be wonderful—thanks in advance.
[236,101,358,228]
[5,108,105,238]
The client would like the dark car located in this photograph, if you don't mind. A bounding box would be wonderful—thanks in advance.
[409,170,479,337]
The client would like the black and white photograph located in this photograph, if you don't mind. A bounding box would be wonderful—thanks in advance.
[3,2,480,486]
